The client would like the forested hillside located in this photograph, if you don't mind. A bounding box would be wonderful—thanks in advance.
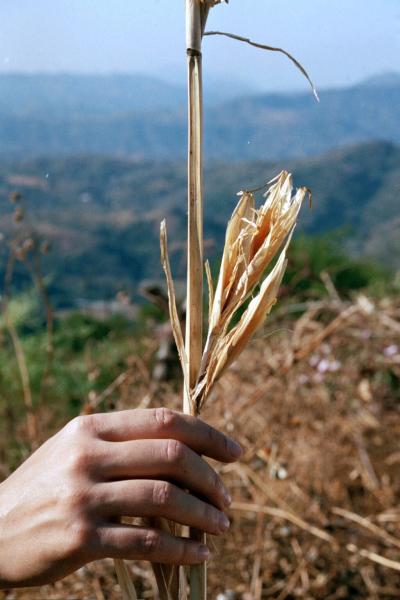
[0,140,398,306]
[0,73,399,160]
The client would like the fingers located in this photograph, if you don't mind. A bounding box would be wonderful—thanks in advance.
[90,408,242,463]
[98,524,210,565]
[96,480,230,536]
[99,439,231,509]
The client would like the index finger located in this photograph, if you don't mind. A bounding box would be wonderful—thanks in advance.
[89,408,242,463]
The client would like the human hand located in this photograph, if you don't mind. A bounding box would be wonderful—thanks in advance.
[0,408,242,588]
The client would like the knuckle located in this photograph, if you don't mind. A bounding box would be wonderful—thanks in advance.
[139,530,162,557]
[66,415,96,439]
[62,483,91,514]
[154,407,178,433]
[212,469,221,493]
[68,518,95,554]
[165,439,187,466]
[152,481,174,508]
[66,444,93,475]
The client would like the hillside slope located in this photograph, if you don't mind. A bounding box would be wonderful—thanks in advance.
[0,141,398,306]
[0,74,399,160]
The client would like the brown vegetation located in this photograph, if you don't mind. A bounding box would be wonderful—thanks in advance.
[2,290,399,599]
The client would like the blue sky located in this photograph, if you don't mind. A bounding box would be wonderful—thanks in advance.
[1,0,399,91]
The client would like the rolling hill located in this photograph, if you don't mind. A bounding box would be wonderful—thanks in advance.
[0,140,398,307]
[0,73,399,161]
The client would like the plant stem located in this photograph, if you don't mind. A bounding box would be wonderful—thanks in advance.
[185,1,207,598]
[185,0,204,413]
[3,308,38,448]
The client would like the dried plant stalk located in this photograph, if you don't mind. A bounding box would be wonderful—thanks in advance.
[146,519,181,600]
[2,307,38,447]
[159,2,313,598]
[161,171,307,597]
[185,33,204,413]
[114,559,138,600]
[111,0,317,598]
[185,2,209,599]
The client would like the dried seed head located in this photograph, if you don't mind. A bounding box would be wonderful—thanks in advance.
[195,233,292,406]
[210,172,307,332]
[160,170,308,411]
[195,171,308,407]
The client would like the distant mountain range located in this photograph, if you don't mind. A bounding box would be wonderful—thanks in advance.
[0,140,398,306]
[0,72,399,161]
[0,73,187,117]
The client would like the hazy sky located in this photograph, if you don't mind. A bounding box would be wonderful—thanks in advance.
[1,0,399,91]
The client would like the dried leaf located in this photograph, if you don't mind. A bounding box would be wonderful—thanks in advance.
[195,171,307,409]
[205,260,214,325]
[146,520,181,600]
[210,191,254,331]
[160,220,191,404]
[114,559,138,600]
[196,231,292,405]
[217,231,292,376]
[204,31,319,101]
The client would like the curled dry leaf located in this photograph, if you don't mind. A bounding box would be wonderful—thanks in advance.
[204,31,319,102]
[196,234,291,407]
[160,220,191,406]
[160,171,307,411]
[195,172,307,408]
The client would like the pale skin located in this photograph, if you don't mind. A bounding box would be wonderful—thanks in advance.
[0,408,242,589]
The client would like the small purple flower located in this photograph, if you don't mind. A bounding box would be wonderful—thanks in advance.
[384,344,398,358]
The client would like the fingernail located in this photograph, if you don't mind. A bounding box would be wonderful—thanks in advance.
[197,545,210,561]
[217,478,232,507]
[222,487,232,507]
[229,439,242,459]
[219,513,230,532]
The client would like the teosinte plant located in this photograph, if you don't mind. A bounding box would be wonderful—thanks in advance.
[116,1,316,598]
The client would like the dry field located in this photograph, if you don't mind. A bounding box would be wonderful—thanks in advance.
[1,292,400,599]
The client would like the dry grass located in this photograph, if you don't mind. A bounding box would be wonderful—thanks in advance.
[4,291,400,599]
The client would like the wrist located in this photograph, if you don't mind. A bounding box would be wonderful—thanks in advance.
[0,481,12,589]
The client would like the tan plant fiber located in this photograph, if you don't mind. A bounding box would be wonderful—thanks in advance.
[194,171,308,409]
[162,170,308,414]
[114,559,138,600]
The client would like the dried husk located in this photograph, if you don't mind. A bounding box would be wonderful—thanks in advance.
[195,235,291,407]
[196,172,307,407]
[161,170,307,413]
[217,172,305,325]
